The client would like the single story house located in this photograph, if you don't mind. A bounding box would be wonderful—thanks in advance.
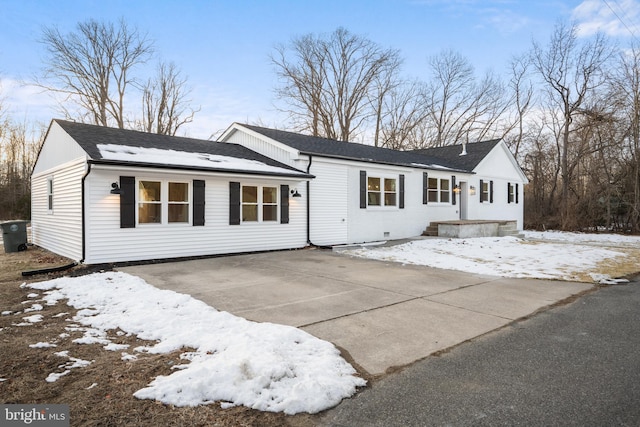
[219,123,528,246]
[31,119,527,264]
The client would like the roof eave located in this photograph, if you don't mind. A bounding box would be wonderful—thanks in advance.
[87,159,314,179]
[298,151,471,173]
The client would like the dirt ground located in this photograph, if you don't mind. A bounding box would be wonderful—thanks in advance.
[0,246,317,426]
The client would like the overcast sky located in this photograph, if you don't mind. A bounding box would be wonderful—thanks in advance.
[1,0,639,140]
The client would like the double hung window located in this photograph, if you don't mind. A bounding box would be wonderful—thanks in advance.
[138,180,190,224]
[427,178,451,203]
[367,177,397,207]
[242,185,278,222]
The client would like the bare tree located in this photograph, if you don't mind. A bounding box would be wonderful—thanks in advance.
[377,80,430,149]
[138,61,198,136]
[501,54,534,159]
[36,18,153,128]
[272,27,402,142]
[0,118,44,220]
[422,49,507,147]
[530,21,612,229]
[608,43,640,232]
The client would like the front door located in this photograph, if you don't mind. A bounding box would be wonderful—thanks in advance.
[459,181,468,220]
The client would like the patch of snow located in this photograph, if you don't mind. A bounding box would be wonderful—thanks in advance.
[46,351,92,383]
[46,370,70,383]
[97,144,307,176]
[589,273,630,285]
[121,353,138,362]
[104,343,129,351]
[28,272,365,414]
[29,342,57,348]
[24,304,43,312]
[27,293,39,298]
[22,314,43,323]
[86,382,98,390]
[343,235,634,282]
[1,311,13,316]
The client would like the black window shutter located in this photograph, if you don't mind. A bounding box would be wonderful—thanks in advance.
[479,179,484,203]
[507,182,512,204]
[193,180,205,226]
[423,172,428,204]
[360,171,367,209]
[451,175,457,206]
[516,183,519,204]
[490,180,494,203]
[280,185,289,224]
[399,174,405,209]
[120,176,135,228]
[229,182,241,225]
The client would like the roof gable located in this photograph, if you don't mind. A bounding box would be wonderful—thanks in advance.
[53,120,310,178]
[411,140,501,171]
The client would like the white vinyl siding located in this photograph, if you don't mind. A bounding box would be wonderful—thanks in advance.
[83,168,307,264]
[31,158,86,261]
[33,122,88,175]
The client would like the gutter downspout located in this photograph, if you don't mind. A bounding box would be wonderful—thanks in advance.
[306,155,313,245]
[80,162,92,264]
[304,155,331,249]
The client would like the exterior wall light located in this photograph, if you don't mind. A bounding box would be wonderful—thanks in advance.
[110,182,122,195]
[290,189,302,198]
[469,185,476,196]
[453,185,461,194]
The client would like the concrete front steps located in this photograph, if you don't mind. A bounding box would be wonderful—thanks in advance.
[422,220,524,238]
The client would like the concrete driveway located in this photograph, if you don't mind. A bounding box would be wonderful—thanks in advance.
[119,248,592,376]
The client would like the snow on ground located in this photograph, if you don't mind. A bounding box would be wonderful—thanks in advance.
[26,272,366,415]
[14,231,640,414]
[342,231,640,283]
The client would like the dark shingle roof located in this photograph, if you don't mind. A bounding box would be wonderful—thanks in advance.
[239,124,470,171]
[412,140,501,171]
[240,124,498,172]
[54,120,310,177]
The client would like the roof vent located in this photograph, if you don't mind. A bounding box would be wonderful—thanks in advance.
[460,142,467,156]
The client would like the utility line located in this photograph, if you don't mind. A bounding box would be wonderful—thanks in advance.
[602,0,640,43]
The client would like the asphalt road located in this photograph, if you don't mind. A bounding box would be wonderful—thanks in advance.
[319,279,640,427]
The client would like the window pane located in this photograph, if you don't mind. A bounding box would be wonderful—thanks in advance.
[139,203,161,223]
[384,178,396,192]
[368,192,381,206]
[263,205,278,221]
[428,178,438,190]
[263,187,277,204]
[440,191,450,203]
[168,204,188,223]
[368,177,380,191]
[428,191,438,203]
[385,193,396,206]
[169,182,188,202]
[440,179,449,191]
[140,181,161,202]
[242,205,258,222]
[242,186,258,203]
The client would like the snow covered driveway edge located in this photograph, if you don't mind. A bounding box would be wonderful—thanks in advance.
[28,272,366,414]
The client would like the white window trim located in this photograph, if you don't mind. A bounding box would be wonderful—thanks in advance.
[136,179,192,226]
[428,177,451,204]
[241,184,279,223]
[481,181,490,203]
[367,175,398,208]
[47,176,54,214]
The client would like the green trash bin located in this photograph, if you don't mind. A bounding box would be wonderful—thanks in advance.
[1,220,29,252]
